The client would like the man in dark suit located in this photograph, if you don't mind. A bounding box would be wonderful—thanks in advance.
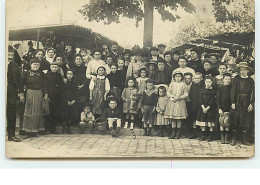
[110,42,119,62]
[12,43,22,67]
[7,46,24,142]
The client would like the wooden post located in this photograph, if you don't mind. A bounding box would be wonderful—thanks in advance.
[143,0,154,47]
[36,28,40,49]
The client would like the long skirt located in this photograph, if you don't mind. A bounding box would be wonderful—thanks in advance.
[164,99,187,119]
[92,89,105,115]
[22,89,45,133]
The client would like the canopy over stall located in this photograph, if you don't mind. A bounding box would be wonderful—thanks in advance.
[9,24,123,50]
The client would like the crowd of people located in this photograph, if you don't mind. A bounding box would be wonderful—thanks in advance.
[7,41,255,147]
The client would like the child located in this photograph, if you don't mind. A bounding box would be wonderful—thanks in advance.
[141,79,158,136]
[154,58,171,89]
[45,61,63,134]
[117,58,127,91]
[164,71,188,139]
[213,64,227,87]
[155,86,169,137]
[79,105,95,134]
[89,66,110,118]
[183,72,193,138]
[80,48,93,67]
[105,55,114,67]
[196,77,216,142]
[106,64,122,98]
[216,73,232,144]
[202,59,218,78]
[145,59,157,81]
[62,69,78,134]
[101,97,123,137]
[126,50,146,78]
[121,77,139,130]
[136,67,150,94]
[230,62,254,146]
[188,72,203,139]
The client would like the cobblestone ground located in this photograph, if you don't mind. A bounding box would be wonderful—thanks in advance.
[5,134,254,158]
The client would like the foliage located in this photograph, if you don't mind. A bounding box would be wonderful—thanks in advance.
[169,0,255,47]
[79,0,196,27]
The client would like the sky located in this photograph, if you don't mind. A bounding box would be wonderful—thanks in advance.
[7,0,217,49]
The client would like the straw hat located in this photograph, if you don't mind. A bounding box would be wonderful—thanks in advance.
[219,112,231,127]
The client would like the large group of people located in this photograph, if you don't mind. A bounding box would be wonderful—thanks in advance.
[7,41,255,147]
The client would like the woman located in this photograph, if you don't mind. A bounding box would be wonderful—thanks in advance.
[22,58,49,137]
[41,47,56,73]
[86,48,110,80]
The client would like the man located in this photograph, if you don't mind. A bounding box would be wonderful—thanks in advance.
[187,47,204,73]
[110,42,119,62]
[6,45,24,142]
[157,44,166,58]
[12,43,22,67]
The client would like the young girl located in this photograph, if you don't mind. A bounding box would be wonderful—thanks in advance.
[230,62,254,146]
[216,73,232,144]
[80,48,93,67]
[121,77,139,130]
[136,67,150,95]
[89,66,110,118]
[213,64,227,87]
[196,77,216,142]
[155,86,169,137]
[141,79,158,136]
[126,51,146,78]
[164,71,188,139]
[62,69,78,134]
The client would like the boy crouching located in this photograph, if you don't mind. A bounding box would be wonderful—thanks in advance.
[101,97,122,137]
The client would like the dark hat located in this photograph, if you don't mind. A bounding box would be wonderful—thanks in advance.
[172,50,181,55]
[8,45,14,52]
[150,46,159,51]
[111,42,118,46]
[157,57,166,64]
[28,40,33,46]
[145,59,157,68]
[157,44,166,48]
[50,61,61,66]
[13,43,21,47]
[133,49,142,56]
[29,58,41,65]
[132,45,141,53]
[123,49,132,55]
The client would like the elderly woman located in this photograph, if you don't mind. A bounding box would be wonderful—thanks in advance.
[22,58,48,137]
[86,48,110,80]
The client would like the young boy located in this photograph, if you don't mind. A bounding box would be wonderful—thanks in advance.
[101,97,123,137]
[188,72,203,138]
[106,64,122,98]
[213,64,227,88]
[230,62,254,145]
[216,73,232,144]
[183,72,193,138]
[202,59,218,78]
[45,61,63,134]
[80,105,95,134]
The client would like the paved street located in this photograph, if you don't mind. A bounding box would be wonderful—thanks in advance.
[6,133,254,158]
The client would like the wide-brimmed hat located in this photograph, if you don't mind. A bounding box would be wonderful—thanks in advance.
[136,67,149,77]
[238,62,253,71]
[219,112,231,127]
[157,44,166,48]
[145,59,157,68]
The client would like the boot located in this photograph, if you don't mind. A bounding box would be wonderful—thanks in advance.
[66,125,72,134]
[224,131,229,144]
[116,127,120,137]
[207,131,213,142]
[159,126,163,137]
[230,130,237,146]
[148,127,152,136]
[176,128,181,139]
[143,128,148,136]
[169,128,176,139]
[110,128,116,137]
[167,125,172,138]
[241,131,249,145]
[199,131,205,141]
[221,131,225,144]
[62,125,66,134]
[189,128,196,139]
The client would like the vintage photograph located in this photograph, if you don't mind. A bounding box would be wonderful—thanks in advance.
[5,0,255,158]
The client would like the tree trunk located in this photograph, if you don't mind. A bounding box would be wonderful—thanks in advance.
[143,0,154,47]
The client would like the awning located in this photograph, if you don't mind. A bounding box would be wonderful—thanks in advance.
[9,24,121,49]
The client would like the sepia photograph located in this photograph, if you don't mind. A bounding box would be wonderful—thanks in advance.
[5,0,255,158]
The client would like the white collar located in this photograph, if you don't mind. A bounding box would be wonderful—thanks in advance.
[240,75,249,79]
[97,75,106,79]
